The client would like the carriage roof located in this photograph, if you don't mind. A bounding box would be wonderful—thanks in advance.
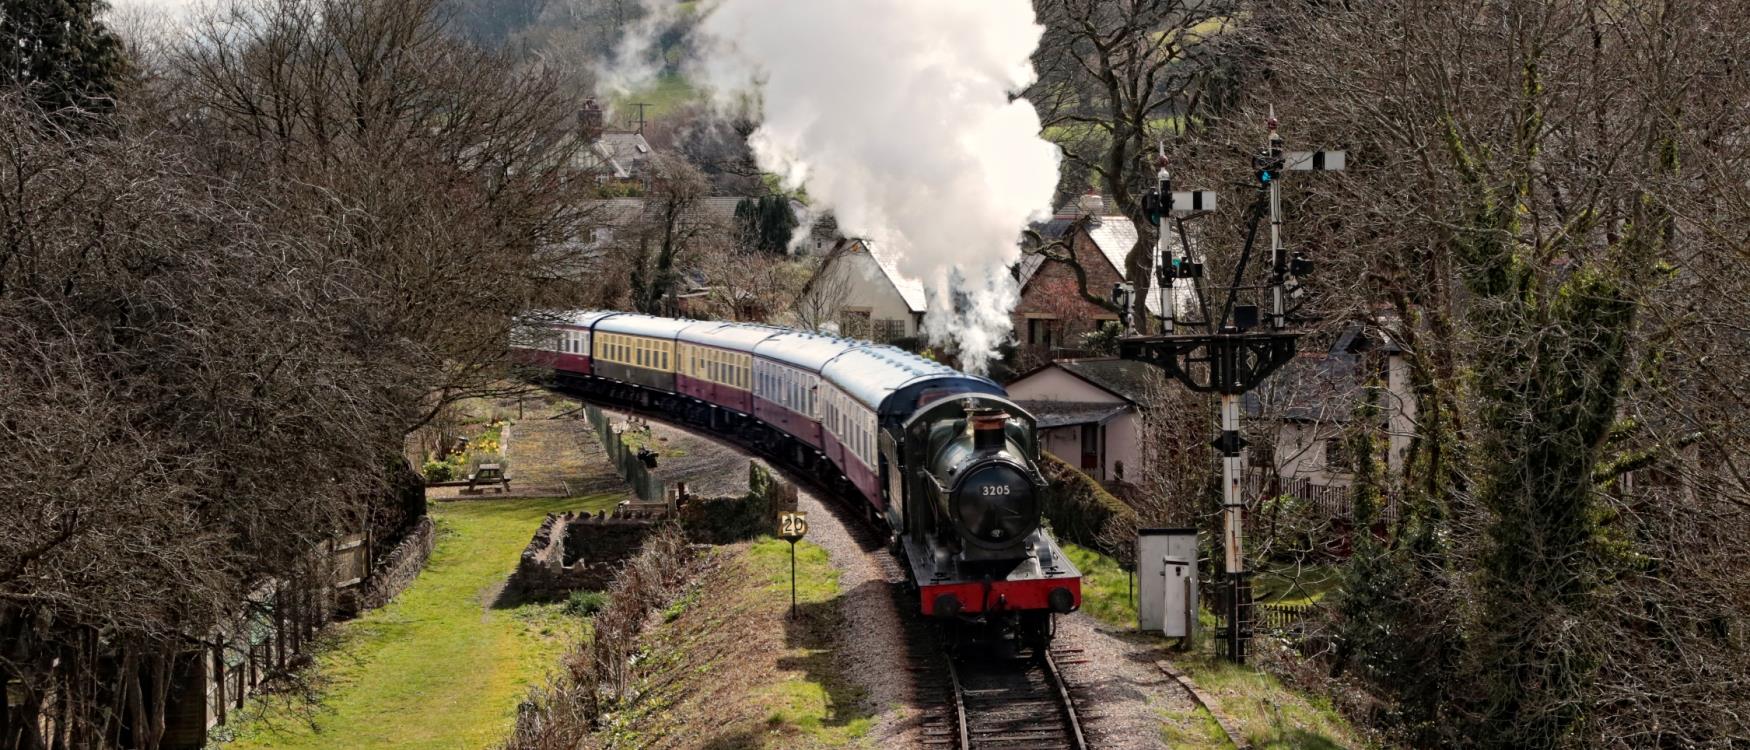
[821,345,988,410]
[592,313,696,339]
[676,322,787,351]
[753,331,869,371]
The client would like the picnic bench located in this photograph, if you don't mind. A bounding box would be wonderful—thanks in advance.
[467,463,512,493]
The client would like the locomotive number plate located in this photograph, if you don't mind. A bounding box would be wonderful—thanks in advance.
[778,511,809,541]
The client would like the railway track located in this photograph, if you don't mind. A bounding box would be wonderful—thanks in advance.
[925,643,1088,749]
[552,387,1090,748]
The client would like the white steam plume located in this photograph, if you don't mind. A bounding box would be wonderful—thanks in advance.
[687,0,1060,374]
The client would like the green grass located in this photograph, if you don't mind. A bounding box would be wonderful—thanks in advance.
[749,537,840,603]
[1161,705,1237,749]
[1062,542,1138,628]
[1170,651,1359,749]
[746,538,869,745]
[610,72,700,122]
[224,494,621,750]
[1253,563,1342,606]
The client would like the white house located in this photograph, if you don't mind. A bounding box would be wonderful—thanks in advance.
[1006,358,1156,485]
[1245,322,1416,487]
[800,238,927,342]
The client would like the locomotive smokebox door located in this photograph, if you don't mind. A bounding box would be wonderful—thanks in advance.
[1138,528,1199,637]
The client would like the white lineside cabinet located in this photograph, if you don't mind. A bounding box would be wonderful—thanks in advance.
[1137,528,1199,637]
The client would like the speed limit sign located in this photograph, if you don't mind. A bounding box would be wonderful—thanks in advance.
[778,511,808,541]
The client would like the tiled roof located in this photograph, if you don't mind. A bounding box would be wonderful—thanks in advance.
[1054,357,1157,404]
[571,131,654,179]
[1242,323,1399,422]
[1016,400,1131,429]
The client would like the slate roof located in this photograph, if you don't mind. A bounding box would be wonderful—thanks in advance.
[1016,400,1131,429]
[1244,352,1366,423]
[1242,321,1402,423]
[580,131,653,179]
[579,196,775,235]
[1034,357,1157,405]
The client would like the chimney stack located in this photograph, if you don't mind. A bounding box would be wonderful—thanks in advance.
[1079,190,1105,219]
[579,98,605,142]
[968,408,1008,452]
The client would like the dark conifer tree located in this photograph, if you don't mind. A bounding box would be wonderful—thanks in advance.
[0,0,126,117]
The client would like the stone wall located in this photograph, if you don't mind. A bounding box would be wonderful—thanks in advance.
[511,462,803,600]
[514,510,662,600]
[359,515,436,610]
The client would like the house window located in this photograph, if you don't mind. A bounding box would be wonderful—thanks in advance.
[1027,317,1061,347]
[872,319,906,342]
[1324,437,1352,472]
[1249,439,1276,470]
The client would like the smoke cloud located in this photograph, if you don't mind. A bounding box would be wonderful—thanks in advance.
[684,0,1061,374]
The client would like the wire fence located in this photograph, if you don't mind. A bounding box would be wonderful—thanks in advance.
[584,405,665,503]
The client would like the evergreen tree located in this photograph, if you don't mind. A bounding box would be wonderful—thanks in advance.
[1,0,126,117]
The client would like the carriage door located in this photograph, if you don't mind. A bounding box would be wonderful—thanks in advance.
[879,430,904,528]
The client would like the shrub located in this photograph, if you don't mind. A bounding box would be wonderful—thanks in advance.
[563,590,608,617]
[1039,452,1140,563]
[423,460,453,483]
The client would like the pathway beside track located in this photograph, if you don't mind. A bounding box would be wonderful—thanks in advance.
[225,495,619,750]
[227,407,628,750]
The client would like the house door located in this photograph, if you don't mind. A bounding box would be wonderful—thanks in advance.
[1081,425,1101,476]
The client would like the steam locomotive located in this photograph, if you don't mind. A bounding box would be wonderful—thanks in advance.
[515,311,1081,645]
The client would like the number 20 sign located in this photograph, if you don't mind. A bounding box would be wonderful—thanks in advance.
[778,511,808,541]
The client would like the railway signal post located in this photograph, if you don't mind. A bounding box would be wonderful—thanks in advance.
[1119,113,1343,663]
[778,510,808,618]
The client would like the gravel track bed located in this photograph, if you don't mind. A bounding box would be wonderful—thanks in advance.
[1054,614,1191,749]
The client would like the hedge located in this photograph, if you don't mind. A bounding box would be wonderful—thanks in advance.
[1038,452,1140,565]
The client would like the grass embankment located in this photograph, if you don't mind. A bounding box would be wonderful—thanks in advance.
[224,494,620,750]
[598,537,870,749]
[1062,542,1365,749]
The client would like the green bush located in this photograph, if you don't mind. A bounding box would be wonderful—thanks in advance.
[563,590,609,617]
[1038,452,1139,562]
[423,460,454,483]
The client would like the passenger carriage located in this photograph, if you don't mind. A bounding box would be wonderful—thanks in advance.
[674,322,778,415]
[591,314,690,393]
[748,331,861,450]
[511,310,615,375]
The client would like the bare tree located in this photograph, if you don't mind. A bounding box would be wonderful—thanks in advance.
[1238,0,1750,746]
[790,240,856,334]
[169,0,594,431]
[1029,0,1242,331]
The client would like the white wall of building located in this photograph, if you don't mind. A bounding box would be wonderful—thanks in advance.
[820,251,921,339]
[1009,366,1140,483]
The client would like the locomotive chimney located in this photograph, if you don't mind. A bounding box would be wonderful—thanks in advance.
[968,408,1008,452]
